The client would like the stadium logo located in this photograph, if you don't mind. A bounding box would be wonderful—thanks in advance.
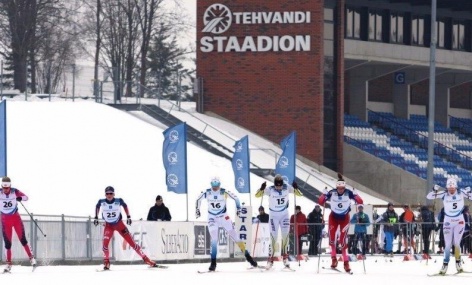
[236,158,243,170]
[237,177,245,188]
[203,4,232,34]
[278,156,289,168]
[167,152,178,164]
[235,141,243,152]
[167,174,179,187]
[200,4,311,53]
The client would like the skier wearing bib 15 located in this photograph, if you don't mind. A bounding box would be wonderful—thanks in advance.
[255,174,303,269]
[0,176,36,273]
[318,174,363,273]
[195,177,258,272]
[426,178,472,275]
[94,186,159,270]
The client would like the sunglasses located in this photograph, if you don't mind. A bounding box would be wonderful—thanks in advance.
[105,193,114,195]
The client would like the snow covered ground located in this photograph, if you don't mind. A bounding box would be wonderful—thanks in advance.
[4,255,469,285]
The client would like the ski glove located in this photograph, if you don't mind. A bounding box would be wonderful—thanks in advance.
[196,209,201,219]
[16,196,22,201]
[433,184,440,192]
[236,209,241,217]
[93,216,99,226]
[126,215,132,225]
[260,182,266,191]
[292,181,298,189]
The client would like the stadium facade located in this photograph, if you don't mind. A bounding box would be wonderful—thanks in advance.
[196,0,472,173]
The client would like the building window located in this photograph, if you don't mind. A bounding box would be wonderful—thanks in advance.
[452,20,466,50]
[369,10,383,41]
[346,7,361,39]
[390,13,404,43]
[437,19,445,48]
[411,15,424,46]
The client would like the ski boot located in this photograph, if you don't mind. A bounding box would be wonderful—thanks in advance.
[30,257,37,267]
[456,260,463,273]
[265,256,274,270]
[209,258,217,271]
[330,256,338,268]
[3,262,12,273]
[344,261,351,273]
[439,262,448,275]
[282,254,290,268]
[103,259,110,271]
[244,251,258,268]
[143,256,157,267]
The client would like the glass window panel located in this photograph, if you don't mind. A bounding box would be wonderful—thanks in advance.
[369,12,375,40]
[324,40,334,57]
[459,23,465,50]
[418,18,424,45]
[453,24,458,49]
[376,13,382,41]
[324,23,334,40]
[390,15,396,42]
[412,18,418,44]
[437,20,445,48]
[324,8,334,21]
[398,15,403,43]
[354,10,361,38]
[346,9,353,38]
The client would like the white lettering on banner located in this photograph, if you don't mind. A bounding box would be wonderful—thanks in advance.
[201,3,312,53]
[235,206,252,257]
[232,11,311,24]
[161,228,189,254]
[200,35,310,53]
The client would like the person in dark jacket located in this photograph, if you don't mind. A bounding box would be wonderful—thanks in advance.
[146,195,172,221]
[461,206,471,254]
[419,205,435,259]
[257,206,269,223]
[307,205,324,255]
[375,202,399,257]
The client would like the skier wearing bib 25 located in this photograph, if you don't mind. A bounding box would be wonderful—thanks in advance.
[318,174,363,273]
[94,186,159,270]
[195,177,258,272]
[426,178,472,275]
[0,176,36,273]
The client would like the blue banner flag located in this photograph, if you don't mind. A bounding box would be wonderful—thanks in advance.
[0,101,6,176]
[162,123,187,194]
[275,131,296,184]
[232,135,250,193]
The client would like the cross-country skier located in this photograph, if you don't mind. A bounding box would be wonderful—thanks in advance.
[426,178,472,275]
[318,173,363,273]
[255,174,303,269]
[0,176,36,273]
[94,186,159,270]
[195,177,258,272]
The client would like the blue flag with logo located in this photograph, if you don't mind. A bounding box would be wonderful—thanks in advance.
[232,135,250,193]
[275,131,296,184]
[0,101,6,176]
[162,123,187,194]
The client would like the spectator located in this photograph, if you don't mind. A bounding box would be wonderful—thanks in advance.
[147,195,172,221]
[257,206,269,223]
[375,202,399,257]
[290,205,308,256]
[399,205,417,254]
[419,205,435,259]
[350,204,371,258]
[436,208,445,254]
[307,205,324,255]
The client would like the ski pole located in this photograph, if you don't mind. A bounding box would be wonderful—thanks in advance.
[317,190,327,274]
[20,201,47,237]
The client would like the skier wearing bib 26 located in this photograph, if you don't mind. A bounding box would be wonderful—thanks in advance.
[195,177,258,272]
[255,174,303,269]
[426,178,472,275]
[0,176,36,273]
[318,174,363,273]
[94,186,158,270]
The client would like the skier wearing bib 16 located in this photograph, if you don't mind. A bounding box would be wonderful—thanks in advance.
[318,174,363,273]
[195,177,258,272]
[0,176,36,273]
[255,174,303,269]
[426,178,472,275]
[94,186,159,270]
